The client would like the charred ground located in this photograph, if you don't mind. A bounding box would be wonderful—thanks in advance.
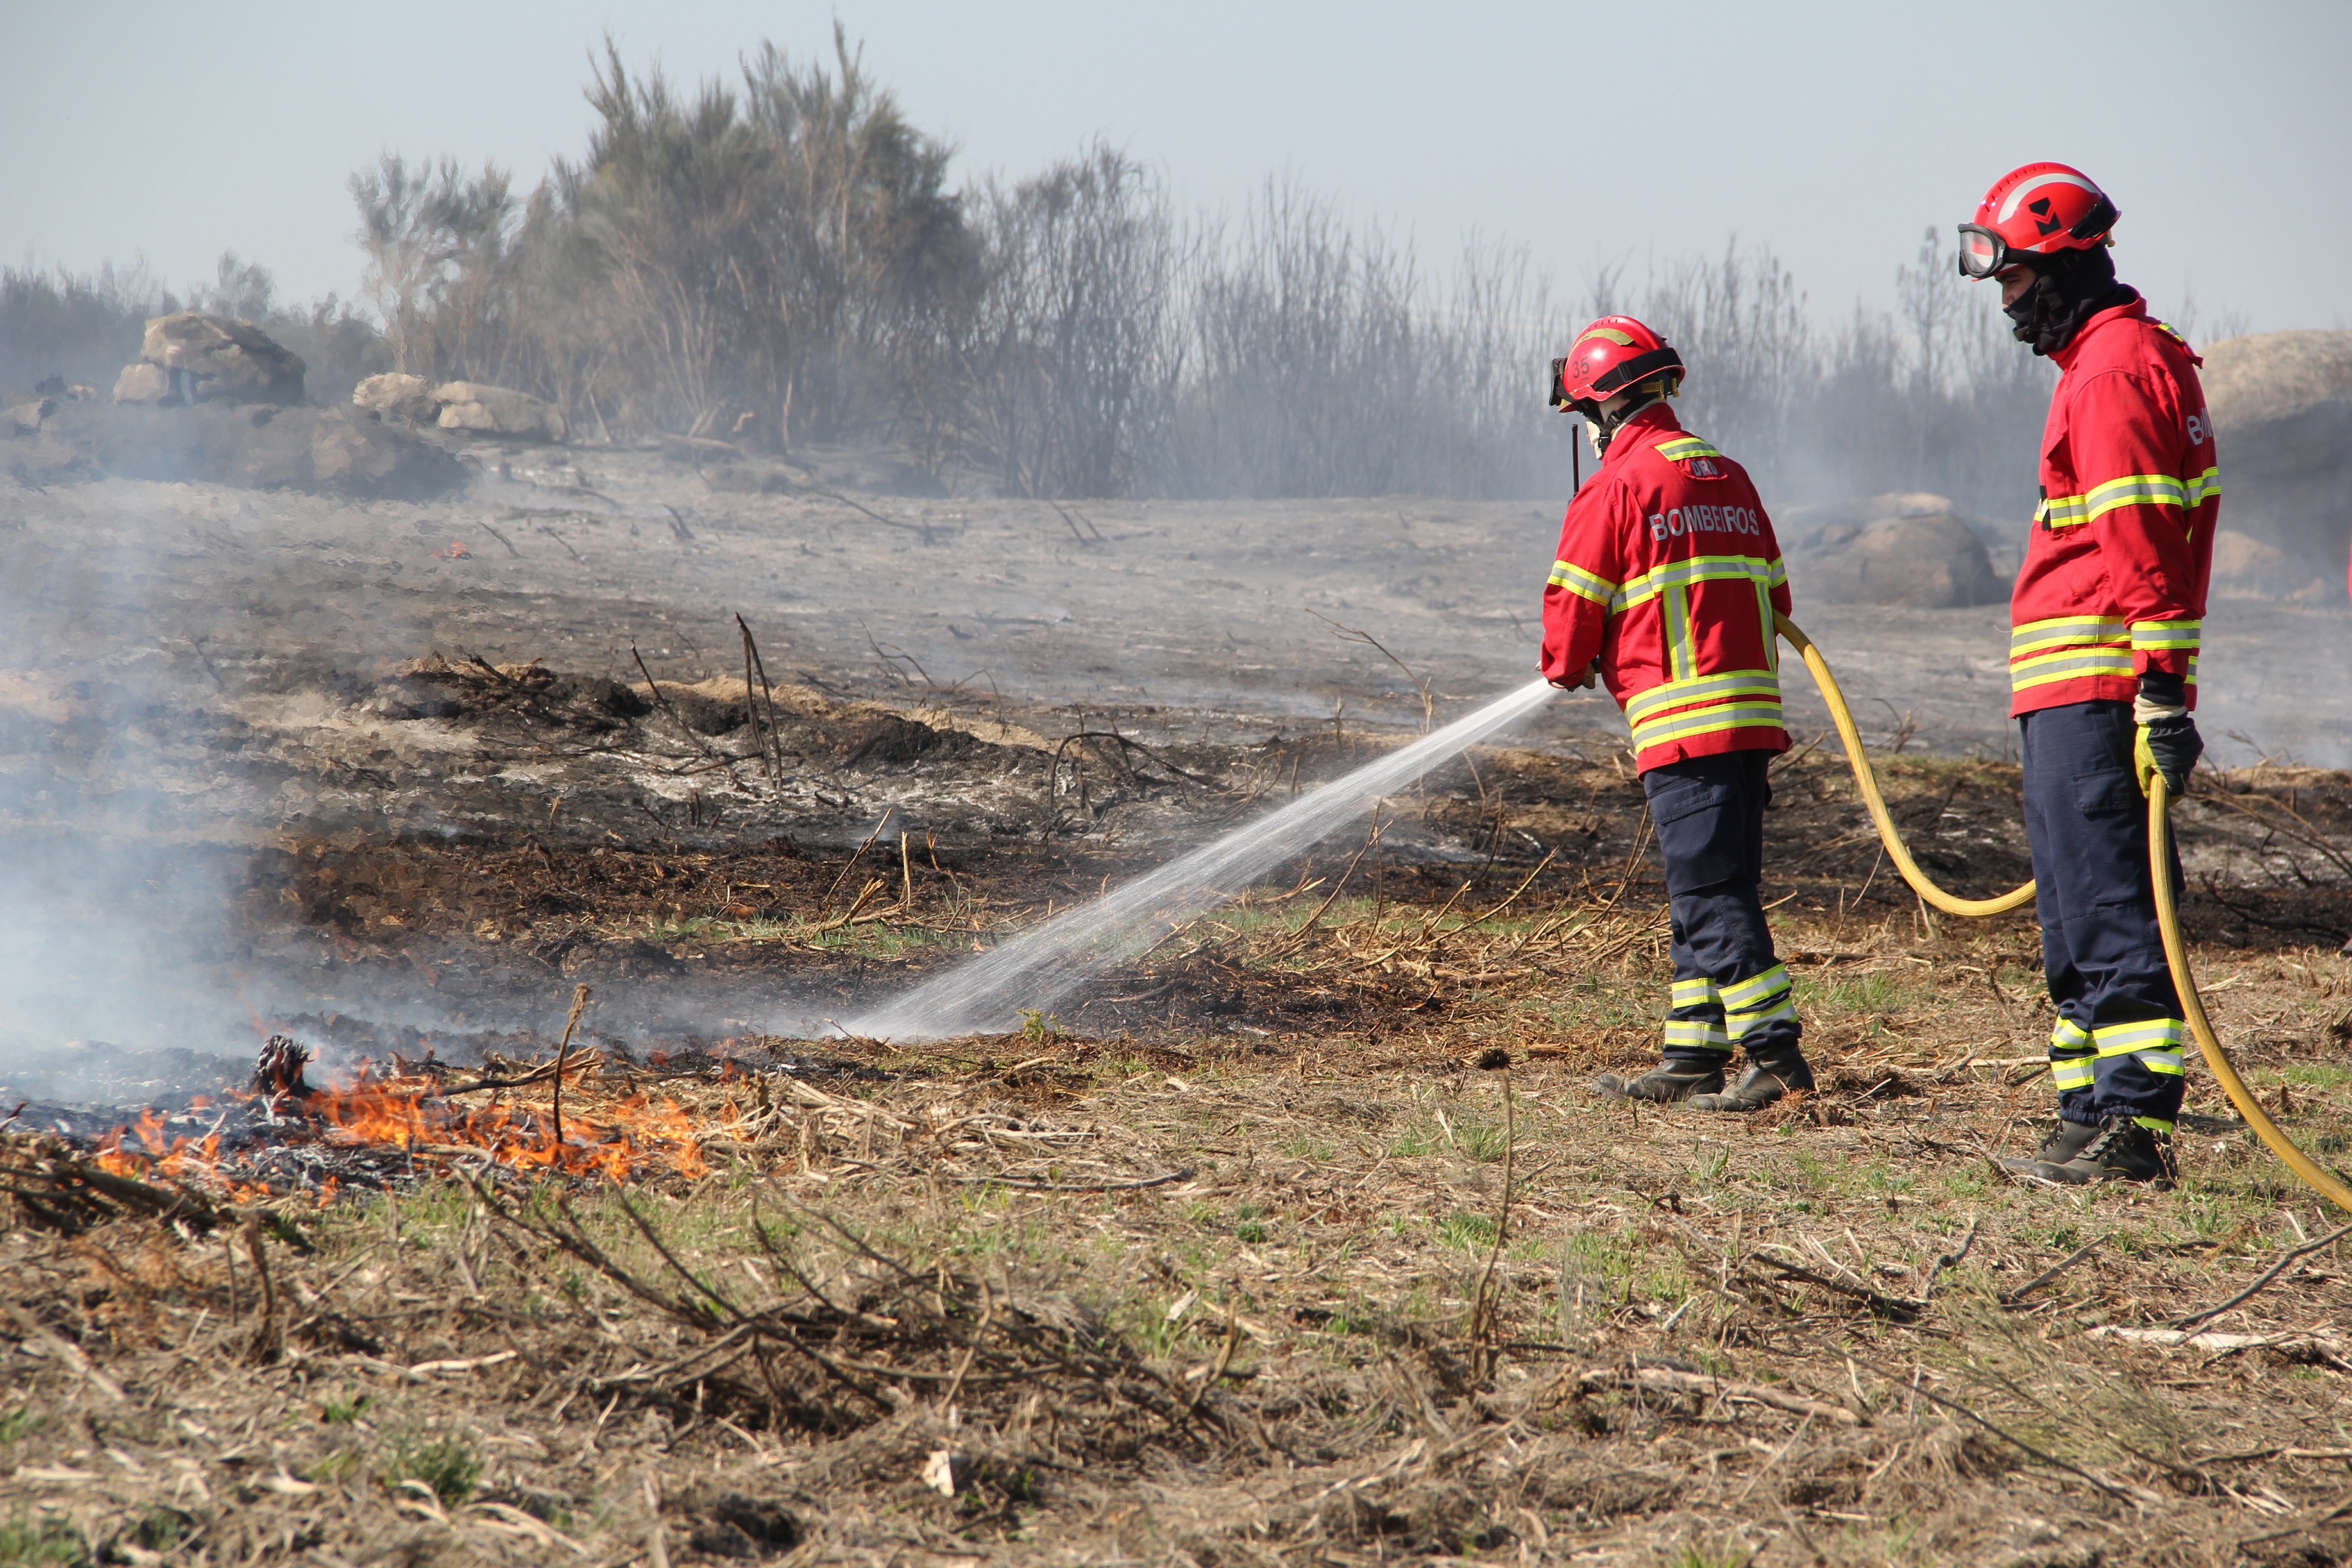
[2,455,2351,1566]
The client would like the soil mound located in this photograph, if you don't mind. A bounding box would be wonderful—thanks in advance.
[2200,329,2352,595]
[1780,493,2003,607]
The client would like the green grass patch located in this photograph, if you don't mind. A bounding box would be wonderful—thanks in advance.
[379,1434,482,1506]
[0,1507,88,1567]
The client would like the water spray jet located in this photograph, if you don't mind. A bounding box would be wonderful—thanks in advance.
[842,678,1560,1041]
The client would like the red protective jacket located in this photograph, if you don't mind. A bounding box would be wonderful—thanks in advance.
[2009,296,2218,717]
[1540,404,1792,772]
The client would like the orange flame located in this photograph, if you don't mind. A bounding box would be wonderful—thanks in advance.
[92,1055,733,1198]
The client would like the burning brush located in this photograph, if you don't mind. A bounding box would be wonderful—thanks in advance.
[53,1013,746,1203]
[252,1034,316,1102]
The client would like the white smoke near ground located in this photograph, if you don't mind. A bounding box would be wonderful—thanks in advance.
[0,493,265,1108]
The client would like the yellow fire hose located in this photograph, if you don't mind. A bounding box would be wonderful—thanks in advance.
[1776,614,2352,1212]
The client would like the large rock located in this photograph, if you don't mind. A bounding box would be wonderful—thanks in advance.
[1780,493,2004,608]
[353,373,442,424]
[137,311,306,404]
[111,362,172,404]
[2199,330,2352,594]
[431,381,567,442]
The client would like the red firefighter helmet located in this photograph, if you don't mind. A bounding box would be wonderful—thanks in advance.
[1550,315,1684,411]
[1956,162,2119,280]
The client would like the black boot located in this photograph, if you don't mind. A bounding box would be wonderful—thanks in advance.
[1996,1118,2101,1177]
[2029,1117,2177,1187]
[1687,1046,1814,1112]
[1594,1060,1726,1103]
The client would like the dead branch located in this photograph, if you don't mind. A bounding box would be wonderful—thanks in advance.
[1576,1362,1861,1426]
[2172,1221,2352,1331]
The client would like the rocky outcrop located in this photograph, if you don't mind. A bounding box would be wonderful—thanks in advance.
[115,312,307,405]
[352,373,443,424]
[432,381,567,442]
[1780,493,2004,608]
[2199,329,2352,595]
[15,401,467,498]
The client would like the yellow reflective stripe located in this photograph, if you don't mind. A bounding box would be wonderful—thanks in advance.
[2130,619,2200,653]
[1721,965,1791,1012]
[2042,471,2212,530]
[1663,1020,1732,1051]
[2134,1115,2176,1132]
[2094,1018,2182,1054]
[1670,978,1718,1009]
[1623,670,1785,725]
[1628,701,1785,751]
[2011,616,2127,657]
[2093,1018,2187,1077]
[2010,650,2137,691]
[1654,436,1722,462]
[1663,584,1696,681]
[2051,1018,2091,1049]
[1613,554,1777,612]
[2085,472,2191,519]
[2038,492,2090,528]
[2009,614,2136,690]
[1728,1000,1797,1039]
[1548,559,1616,606]
[2051,1060,2096,1090]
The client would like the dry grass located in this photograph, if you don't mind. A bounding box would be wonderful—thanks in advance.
[5,910,2352,1564]
[5,751,2350,1565]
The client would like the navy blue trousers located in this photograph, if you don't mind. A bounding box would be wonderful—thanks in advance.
[1640,751,1801,1064]
[2020,700,2187,1129]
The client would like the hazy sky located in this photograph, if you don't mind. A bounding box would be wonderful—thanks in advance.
[6,1,2346,339]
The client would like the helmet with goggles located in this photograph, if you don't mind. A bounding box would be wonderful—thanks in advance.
[1549,315,1684,415]
[1956,162,2119,281]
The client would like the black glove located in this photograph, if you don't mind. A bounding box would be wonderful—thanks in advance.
[2134,713,2202,800]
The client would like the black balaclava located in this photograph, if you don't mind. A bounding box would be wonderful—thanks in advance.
[2005,243,2137,357]
[1580,382,1669,455]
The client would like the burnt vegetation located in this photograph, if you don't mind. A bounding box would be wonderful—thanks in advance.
[2,635,2349,1561]
[0,29,2155,520]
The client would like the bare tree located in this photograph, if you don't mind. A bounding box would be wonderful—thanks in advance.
[350,155,519,379]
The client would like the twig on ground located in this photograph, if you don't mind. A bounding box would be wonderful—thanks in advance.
[2173,1222,2352,1330]
[1851,1353,2135,1504]
[2001,1237,2103,1305]
[630,645,728,768]
[1468,1068,1515,1379]
[2089,1325,2352,1369]
[1922,1215,1978,1300]
[1307,611,1435,732]
[550,983,592,1149]
[1578,1364,1860,1426]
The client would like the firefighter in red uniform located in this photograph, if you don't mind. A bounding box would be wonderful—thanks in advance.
[1956,164,2215,1185]
[1540,318,1814,1111]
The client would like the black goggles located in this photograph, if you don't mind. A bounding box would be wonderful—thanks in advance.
[1954,193,2119,280]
